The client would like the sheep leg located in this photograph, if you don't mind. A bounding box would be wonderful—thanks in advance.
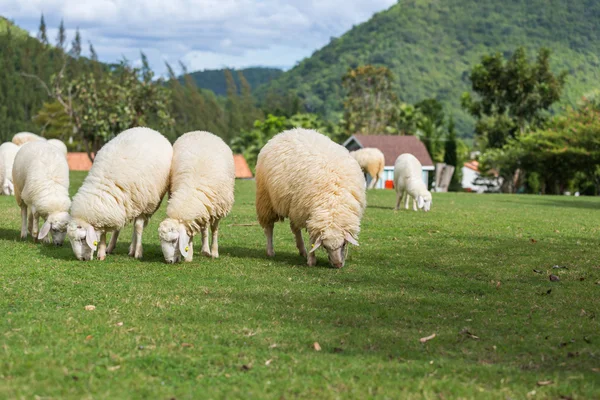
[395,191,402,211]
[97,232,108,261]
[20,205,28,240]
[405,193,410,210]
[265,223,275,257]
[307,238,317,267]
[184,237,194,262]
[291,224,307,258]
[210,220,220,258]
[107,230,119,254]
[133,217,145,259]
[201,225,211,257]
[128,227,136,257]
[31,210,40,243]
[413,198,418,211]
[27,208,33,235]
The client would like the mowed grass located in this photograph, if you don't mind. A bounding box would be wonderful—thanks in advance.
[1,171,599,399]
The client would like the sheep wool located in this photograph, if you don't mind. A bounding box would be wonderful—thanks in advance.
[12,132,45,146]
[0,142,20,195]
[12,141,71,245]
[255,128,366,268]
[68,127,172,261]
[158,131,235,263]
[394,153,432,212]
[47,139,68,156]
[350,148,385,189]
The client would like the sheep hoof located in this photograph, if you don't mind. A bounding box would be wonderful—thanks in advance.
[267,250,275,257]
[299,250,307,258]
[201,250,212,257]
[211,252,219,259]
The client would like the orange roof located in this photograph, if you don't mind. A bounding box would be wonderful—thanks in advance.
[463,160,479,172]
[67,152,254,179]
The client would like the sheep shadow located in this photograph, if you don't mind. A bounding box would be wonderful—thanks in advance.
[223,245,334,269]
[0,227,22,242]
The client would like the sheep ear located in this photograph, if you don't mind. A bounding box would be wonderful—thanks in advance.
[309,237,322,253]
[178,227,190,257]
[418,196,425,209]
[345,232,359,246]
[85,226,98,251]
[38,221,51,240]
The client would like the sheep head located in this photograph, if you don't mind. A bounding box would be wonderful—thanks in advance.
[67,218,98,261]
[39,211,71,246]
[158,218,190,264]
[310,230,359,269]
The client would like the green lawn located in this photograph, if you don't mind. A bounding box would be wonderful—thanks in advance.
[1,172,599,399]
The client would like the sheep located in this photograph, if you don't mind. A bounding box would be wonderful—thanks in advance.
[158,131,235,263]
[67,127,172,261]
[12,132,45,146]
[12,141,71,245]
[255,128,366,268]
[394,153,432,212]
[350,148,385,189]
[47,139,68,156]
[0,142,20,195]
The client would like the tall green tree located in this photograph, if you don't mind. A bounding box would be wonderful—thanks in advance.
[37,14,48,44]
[224,69,242,142]
[342,65,397,135]
[89,41,98,61]
[462,47,567,149]
[56,19,66,50]
[443,117,462,191]
[70,28,82,58]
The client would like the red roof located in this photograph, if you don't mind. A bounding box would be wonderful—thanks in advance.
[463,160,479,172]
[67,152,253,179]
[344,134,433,167]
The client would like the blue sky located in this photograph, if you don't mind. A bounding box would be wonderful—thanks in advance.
[1,0,395,75]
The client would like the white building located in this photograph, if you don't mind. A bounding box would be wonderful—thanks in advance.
[461,160,501,193]
[343,134,434,189]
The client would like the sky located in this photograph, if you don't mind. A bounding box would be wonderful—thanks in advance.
[1,0,395,76]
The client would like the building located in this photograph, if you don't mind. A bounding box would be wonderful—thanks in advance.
[343,134,434,189]
[67,152,254,179]
[461,160,501,193]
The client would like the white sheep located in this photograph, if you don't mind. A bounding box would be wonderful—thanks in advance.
[158,131,235,263]
[350,148,385,189]
[12,132,45,146]
[67,127,172,261]
[255,128,366,268]
[394,153,432,212]
[0,142,20,195]
[12,141,71,245]
[47,139,68,156]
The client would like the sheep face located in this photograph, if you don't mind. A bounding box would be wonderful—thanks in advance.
[67,219,98,261]
[39,212,71,246]
[417,192,432,212]
[311,231,359,269]
[158,218,190,264]
[2,181,13,196]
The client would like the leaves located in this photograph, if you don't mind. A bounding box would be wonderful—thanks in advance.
[419,333,436,343]
[549,274,560,282]
[313,342,322,351]
[84,305,95,311]
[537,380,553,386]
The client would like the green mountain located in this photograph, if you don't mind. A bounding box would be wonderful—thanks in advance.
[184,67,283,96]
[0,16,29,38]
[256,0,600,136]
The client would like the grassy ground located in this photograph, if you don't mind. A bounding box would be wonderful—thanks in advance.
[1,172,599,399]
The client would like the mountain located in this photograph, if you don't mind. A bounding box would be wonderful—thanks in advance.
[255,0,600,136]
[0,16,29,38]
[183,67,283,96]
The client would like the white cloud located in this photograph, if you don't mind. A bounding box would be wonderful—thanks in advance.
[1,0,396,74]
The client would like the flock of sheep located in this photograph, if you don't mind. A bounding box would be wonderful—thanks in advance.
[0,127,432,268]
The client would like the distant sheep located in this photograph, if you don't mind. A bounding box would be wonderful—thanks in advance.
[158,131,235,263]
[13,141,71,245]
[67,127,172,261]
[350,148,385,189]
[394,153,432,212]
[47,139,68,156]
[12,132,45,146]
[0,142,20,195]
[255,128,366,268]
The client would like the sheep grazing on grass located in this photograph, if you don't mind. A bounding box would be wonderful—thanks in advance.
[350,148,385,189]
[12,132,45,146]
[0,142,20,195]
[67,127,172,261]
[394,153,432,212]
[255,128,366,268]
[158,131,235,264]
[12,141,71,245]
[47,139,68,156]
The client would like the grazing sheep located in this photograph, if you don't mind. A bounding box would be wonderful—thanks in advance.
[12,132,45,146]
[0,142,20,195]
[350,148,385,189]
[47,139,68,156]
[12,141,71,245]
[394,153,432,212]
[67,127,172,261]
[255,128,366,268]
[158,131,235,263]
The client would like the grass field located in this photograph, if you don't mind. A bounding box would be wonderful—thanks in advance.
[1,172,599,399]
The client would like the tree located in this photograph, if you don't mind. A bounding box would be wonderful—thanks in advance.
[70,28,82,58]
[37,14,48,45]
[224,69,242,142]
[462,47,567,149]
[89,41,98,61]
[56,19,66,50]
[443,116,462,191]
[342,65,397,135]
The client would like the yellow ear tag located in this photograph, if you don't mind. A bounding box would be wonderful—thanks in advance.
[312,243,315,248]
[93,241,98,246]
[185,246,189,252]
